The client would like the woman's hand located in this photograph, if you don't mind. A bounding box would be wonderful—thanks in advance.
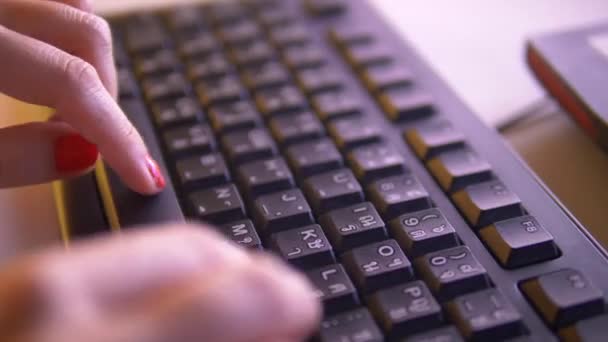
[0,224,321,342]
[0,0,165,194]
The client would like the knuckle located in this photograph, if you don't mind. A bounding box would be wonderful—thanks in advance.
[62,57,100,91]
[79,13,113,51]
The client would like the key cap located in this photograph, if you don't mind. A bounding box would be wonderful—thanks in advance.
[404,120,466,160]
[252,188,314,234]
[379,89,435,122]
[186,53,232,80]
[269,111,324,146]
[142,72,190,101]
[270,23,310,48]
[221,128,278,164]
[255,85,307,118]
[446,289,526,341]
[344,44,393,69]
[312,90,362,121]
[178,32,218,59]
[559,314,608,342]
[479,215,560,268]
[151,96,201,128]
[342,239,414,293]
[219,219,262,250]
[319,202,387,251]
[319,308,384,342]
[117,68,139,98]
[452,180,524,228]
[176,153,230,189]
[415,246,491,300]
[270,224,335,269]
[125,22,171,54]
[307,264,359,314]
[189,184,246,223]
[368,280,443,338]
[367,174,432,219]
[163,124,216,157]
[166,6,206,33]
[303,169,364,214]
[427,148,493,192]
[347,143,406,183]
[305,0,346,17]
[520,269,605,328]
[329,27,374,49]
[242,61,290,91]
[229,40,275,67]
[208,101,262,134]
[361,64,414,93]
[285,138,343,177]
[196,75,245,107]
[389,208,460,257]
[134,49,180,77]
[283,44,326,70]
[208,2,249,25]
[237,157,294,197]
[404,326,464,342]
[256,7,295,28]
[296,66,343,95]
[217,20,261,45]
[328,117,382,150]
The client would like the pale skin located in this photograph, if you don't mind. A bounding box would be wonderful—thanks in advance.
[0,1,321,341]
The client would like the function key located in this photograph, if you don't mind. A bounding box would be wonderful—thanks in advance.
[195,75,245,107]
[151,96,201,128]
[347,143,406,183]
[165,5,206,33]
[221,128,277,164]
[328,117,382,150]
[296,66,344,95]
[305,0,347,17]
[229,40,275,67]
[446,288,526,340]
[367,174,432,219]
[368,280,443,338]
[269,23,310,48]
[319,202,387,251]
[255,85,307,118]
[361,64,414,93]
[177,32,219,59]
[237,157,294,197]
[163,124,216,157]
[479,215,560,268]
[142,72,190,101]
[285,138,343,177]
[133,50,180,77]
[252,188,314,234]
[208,100,262,134]
[303,168,364,214]
[186,53,232,80]
[312,90,362,121]
[188,184,246,223]
[559,314,608,342]
[269,111,325,146]
[415,246,491,300]
[270,224,335,269]
[379,89,435,122]
[175,152,230,189]
[219,219,262,250]
[344,44,393,69]
[342,239,414,294]
[427,148,493,192]
[319,308,384,342]
[520,269,605,328]
[217,20,261,46]
[404,326,464,342]
[241,61,291,91]
[404,120,465,160]
[306,264,359,314]
[283,44,327,70]
[451,180,524,228]
[389,208,460,257]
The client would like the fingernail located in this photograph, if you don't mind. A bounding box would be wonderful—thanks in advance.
[145,155,166,190]
[54,134,99,173]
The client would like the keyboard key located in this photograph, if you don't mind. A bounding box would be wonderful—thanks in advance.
[303,168,364,213]
[219,219,262,250]
[208,101,262,134]
[427,148,493,192]
[163,124,216,156]
[479,215,560,268]
[446,288,526,340]
[312,90,362,121]
[208,2,249,25]
[178,32,218,59]
[269,111,325,146]
[305,0,347,17]
[166,6,206,33]
[186,53,232,80]
[175,153,230,189]
[306,264,359,314]
[256,6,295,28]
[520,269,605,328]
[241,61,290,90]
[283,44,326,70]
[285,138,343,177]
[252,188,314,234]
[125,21,171,54]
[270,23,310,48]
[189,184,246,223]
[367,174,432,219]
[347,143,406,183]
[255,85,307,118]
[151,96,201,128]
[368,281,443,338]
[328,117,382,150]
[404,326,464,342]
[452,180,524,228]
[142,72,190,101]
[344,44,392,69]
[319,202,387,251]
[270,224,335,269]
[217,20,261,45]
[415,246,491,300]
[404,120,466,160]
[134,49,180,77]
[379,89,435,122]
[195,75,245,107]
[559,314,608,342]
[389,208,460,257]
[342,239,414,293]
[237,157,295,197]
[117,68,139,98]
[296,66,343,95]
[319,308,384,342]
[329,26,375,48]
[361,64,414,93]
[221,128,278,164]
[229,40,275,66]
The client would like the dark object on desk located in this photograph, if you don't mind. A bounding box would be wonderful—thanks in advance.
[527,22,608,152]
[55,0,608,340]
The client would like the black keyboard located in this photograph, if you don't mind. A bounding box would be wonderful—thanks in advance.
[56,0,608,340]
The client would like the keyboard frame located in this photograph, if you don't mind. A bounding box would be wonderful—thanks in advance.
[54,0,608,340]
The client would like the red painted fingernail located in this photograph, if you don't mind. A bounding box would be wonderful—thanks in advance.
[54,134,99,173]
[145,155,166,189]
